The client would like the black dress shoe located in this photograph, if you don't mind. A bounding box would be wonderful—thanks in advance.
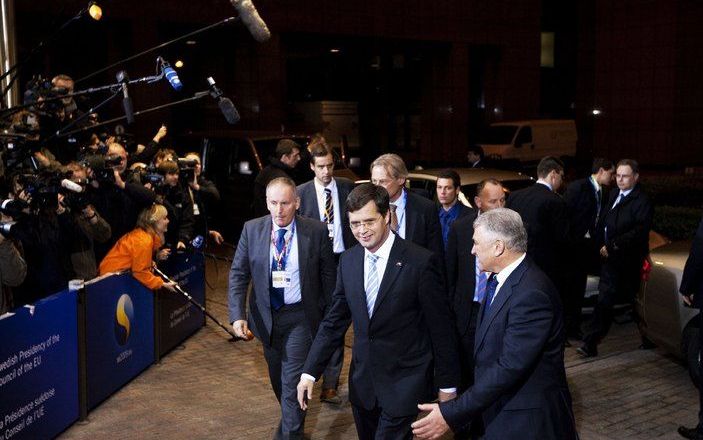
[678,425,703,439]
[576,345,598,358]
[639,337,656,350]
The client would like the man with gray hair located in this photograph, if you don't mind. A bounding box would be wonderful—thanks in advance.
[370,153,443,255]
[413,208,577,440]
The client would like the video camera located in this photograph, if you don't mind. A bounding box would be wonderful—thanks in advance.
[177,158,197,181]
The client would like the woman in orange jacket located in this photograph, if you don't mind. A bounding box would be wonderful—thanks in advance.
[99,204,177,292]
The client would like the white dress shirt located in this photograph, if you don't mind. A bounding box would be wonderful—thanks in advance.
[490,253,527,305]
[313,178,345,253]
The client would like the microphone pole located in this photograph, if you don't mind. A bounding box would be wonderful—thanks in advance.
[76,17,238,85]
[152,263,242,342]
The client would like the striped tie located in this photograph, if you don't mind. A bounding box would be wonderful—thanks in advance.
[475,270,488,303]
[324,188,334,224]
[389,204,399,233]
[365,254,380,317]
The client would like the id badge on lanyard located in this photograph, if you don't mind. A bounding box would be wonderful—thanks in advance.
[272,224,295,288]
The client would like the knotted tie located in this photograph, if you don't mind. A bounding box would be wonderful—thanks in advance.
[389,204,399,233]
[270,228,287,311]
[365,254,380,317]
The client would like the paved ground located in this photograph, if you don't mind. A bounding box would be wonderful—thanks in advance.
[60,255,699,439]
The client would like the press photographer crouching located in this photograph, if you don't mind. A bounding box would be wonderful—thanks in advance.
[155,160,194,251]
[84,142,156,260]
[99,203,176,292]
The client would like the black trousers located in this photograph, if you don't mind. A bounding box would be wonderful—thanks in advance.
[455,303,483,440]
[351,403,416,440]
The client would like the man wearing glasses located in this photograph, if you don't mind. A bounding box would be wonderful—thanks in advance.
[297,183,459,439]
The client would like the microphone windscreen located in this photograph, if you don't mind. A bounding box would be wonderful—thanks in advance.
[123,96,135,124]
[218,98,241,125]
[231,0,271,42]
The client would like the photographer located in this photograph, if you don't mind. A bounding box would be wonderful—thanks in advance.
[156,160,194,250]
[183,152,223,244]
[0,206,27,313]
[63,162,112,279]
[88,142,156,260]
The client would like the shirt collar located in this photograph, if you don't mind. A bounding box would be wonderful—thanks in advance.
[313,178,337,192]
[619,188,633,198]
[391,188,407,210]
[365,231,395,261]
[272,219,296,233]
[536,179,553,192]
[589,175,601,192]
[495,253,527,286]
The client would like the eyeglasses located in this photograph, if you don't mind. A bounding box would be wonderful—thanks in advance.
[350,216,383,231]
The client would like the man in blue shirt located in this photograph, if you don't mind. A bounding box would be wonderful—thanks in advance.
[436,169,471,250]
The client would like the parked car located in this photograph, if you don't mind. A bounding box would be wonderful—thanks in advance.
[180,131,358,241]
[637,236,699,386]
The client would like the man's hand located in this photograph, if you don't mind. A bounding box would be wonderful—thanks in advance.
[232,320,250,339]
[177,241,186,250]
[683,294,694,307]
[437,390,456,402]
[599,245,609,258]
[297,377,314,410]
[209,230,224,245]
[156,248,171,261]
[153,125,167,143]
[162,281,177,292]
[113,169,126,189]
[412,403,450,439]
[33,151,50,168]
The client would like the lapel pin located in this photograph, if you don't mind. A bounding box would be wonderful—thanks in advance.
[395,261,403,267]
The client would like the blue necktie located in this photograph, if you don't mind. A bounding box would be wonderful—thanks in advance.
[270,229,287,311]
[483,274,499,314]
[474,270,488,303]
[365,254,381,317]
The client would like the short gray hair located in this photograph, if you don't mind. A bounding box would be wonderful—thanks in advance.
[473,208,527,253]
[370,153,408,179]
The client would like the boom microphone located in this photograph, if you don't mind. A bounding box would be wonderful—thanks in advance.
[230,0,271,42]
[159,57,183,91]
[207,77,240,125]
[116,70,135,124]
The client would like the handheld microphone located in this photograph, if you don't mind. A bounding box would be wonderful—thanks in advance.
[159,57,183,91]
[116,70,135,124]
[61,179,84,193]
[207,77,240,125]
[230,0,271,42]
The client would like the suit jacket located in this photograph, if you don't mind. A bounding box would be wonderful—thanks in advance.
[440,258,577,440]
[445,209,479,337]
[303,237,460,417]
[599,184,653,294]
[506,183,569,282]
[564,177,606,241]
[296,177,355,250]
[405,190,444,256]
[681,215,703,308]
[228,215,336,345]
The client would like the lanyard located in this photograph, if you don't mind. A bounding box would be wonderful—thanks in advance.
[271,223,295,270]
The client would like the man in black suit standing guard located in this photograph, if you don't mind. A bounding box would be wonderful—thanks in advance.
[436,169,472,250]
[506,156,569,301]
[296,142,355,404]
[297,183,459,440]
[578,159,653,357]
[229,177,336,440]
[678,214,703,440]
[445,178,506,439]
[412,208,578,440]
[563,158,615,339]
[370,154,444,256]
[252,139,302,217]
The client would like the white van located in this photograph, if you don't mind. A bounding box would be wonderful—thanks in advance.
[478,119,577,163]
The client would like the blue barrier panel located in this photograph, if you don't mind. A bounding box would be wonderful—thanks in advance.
[0,290,78,440]
[156,252,206,356]
[84,273,154,410]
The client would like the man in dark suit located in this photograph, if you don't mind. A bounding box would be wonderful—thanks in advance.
[229,177,336,440]
[506,156,569,298]
[296,142,355,404]
[678,215,703,440]
[436,169,472,250]
[297,183,460,440]
[445,178,505,438]
[578,159,653,357]
[563,158,615,339]
[252,139,302,217]
[412,208,578,440]
[370,154,443,256]
[466,145,485,168]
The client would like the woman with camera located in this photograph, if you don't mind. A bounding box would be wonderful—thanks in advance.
[99,204,176,292]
